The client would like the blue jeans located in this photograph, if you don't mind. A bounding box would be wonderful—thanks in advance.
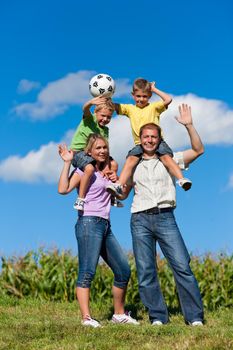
[75,216,131,288]
[131,209,204,324]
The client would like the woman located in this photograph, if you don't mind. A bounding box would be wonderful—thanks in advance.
[58,134,139,327]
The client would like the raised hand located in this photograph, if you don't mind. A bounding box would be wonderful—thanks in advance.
[175,104,193,126]
[58,144,74,162]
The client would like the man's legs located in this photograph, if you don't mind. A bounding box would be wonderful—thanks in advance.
[155,210,204,323]
[131,213,169,324]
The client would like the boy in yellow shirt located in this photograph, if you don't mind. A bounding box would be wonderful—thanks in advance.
[106,78,192,197]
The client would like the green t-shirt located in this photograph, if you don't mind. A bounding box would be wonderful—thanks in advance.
[70,113,109,151]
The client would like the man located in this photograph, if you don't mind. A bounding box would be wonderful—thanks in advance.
[123,104,204,326]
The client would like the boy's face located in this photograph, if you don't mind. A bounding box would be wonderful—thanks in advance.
[95,108,112,127]
[132,89,152,108]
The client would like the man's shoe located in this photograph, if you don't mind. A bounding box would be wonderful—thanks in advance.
[112,311,139,325]
[190,321,203,326]
[177,178,192,191]
[81,316,101,328]
[152,320,163,326]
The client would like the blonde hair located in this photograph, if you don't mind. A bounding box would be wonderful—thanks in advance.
[95,99,115,113]
[84,133,109,154]
[132,78,151,95]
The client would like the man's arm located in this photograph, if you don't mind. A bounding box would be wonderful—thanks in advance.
[82,96,108,118]
[176,104,204,166]
[151,82,172,107]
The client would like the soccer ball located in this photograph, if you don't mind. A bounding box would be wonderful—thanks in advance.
[89,73,116,97]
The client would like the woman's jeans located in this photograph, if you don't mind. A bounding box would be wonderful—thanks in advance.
[131,209,204,324]
[75,216,130,289]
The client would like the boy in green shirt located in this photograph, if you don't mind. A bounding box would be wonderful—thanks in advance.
[70,97,119,210]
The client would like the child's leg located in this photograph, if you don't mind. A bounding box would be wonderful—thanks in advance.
[160,155,192,191]
[74,163,95,210]
[106,156,139,198]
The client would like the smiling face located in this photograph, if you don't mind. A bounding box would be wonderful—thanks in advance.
[140,127,161,157]
[89,138,109,163]
[95,107,113,127]
[132,89,152,108]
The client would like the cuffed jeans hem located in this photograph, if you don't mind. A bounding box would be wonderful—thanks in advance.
[76,282,92,288]
[113,280,129,289]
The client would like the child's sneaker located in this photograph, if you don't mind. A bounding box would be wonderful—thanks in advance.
[111,196,124,208]
[176,178,192,191]
[112,311,140,325]
[81,316,101,328]
[106,183,123,198]
[73,197,85,211]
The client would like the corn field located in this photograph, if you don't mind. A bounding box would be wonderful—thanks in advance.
[0,249,232,310]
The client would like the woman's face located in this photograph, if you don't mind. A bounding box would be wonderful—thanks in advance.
[89,139,109,163]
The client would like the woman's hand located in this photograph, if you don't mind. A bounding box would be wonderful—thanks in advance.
[58,144,74,162]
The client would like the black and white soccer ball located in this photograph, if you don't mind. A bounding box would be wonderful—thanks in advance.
[89,73,116,97]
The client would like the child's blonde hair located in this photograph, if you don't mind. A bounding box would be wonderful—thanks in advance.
[84,133,109,154]
[132,78,151,95]
[95,99,115,113]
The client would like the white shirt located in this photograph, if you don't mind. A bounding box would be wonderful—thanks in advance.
[131,152,186,213]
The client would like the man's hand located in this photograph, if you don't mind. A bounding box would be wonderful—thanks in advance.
[58,144,74,162]
[175,104,193,126]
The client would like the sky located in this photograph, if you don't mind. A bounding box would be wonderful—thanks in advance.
[0,0,233,259]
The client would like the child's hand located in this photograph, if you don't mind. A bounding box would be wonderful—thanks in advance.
[175,104,193,126]
[103,170,118,183]
[150,81,156,91]
[58,144,74,162]
[90,96,109,106]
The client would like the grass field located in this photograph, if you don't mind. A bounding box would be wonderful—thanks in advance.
[0,297,232,350]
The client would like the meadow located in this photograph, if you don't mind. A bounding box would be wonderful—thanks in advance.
[0,250,232,349]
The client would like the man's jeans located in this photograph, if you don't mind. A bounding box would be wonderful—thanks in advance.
[131,209,204,324]
[75,216,131,288]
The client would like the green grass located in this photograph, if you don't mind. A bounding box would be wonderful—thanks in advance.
[0,297,232,350]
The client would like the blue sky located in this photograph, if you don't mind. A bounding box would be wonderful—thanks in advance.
[1,0,233,258]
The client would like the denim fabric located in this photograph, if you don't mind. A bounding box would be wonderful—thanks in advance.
[75,216,130,288]
[156,140,173,157]
[72,150,96,170]
[131,210,204,324]
[126,144,143,158]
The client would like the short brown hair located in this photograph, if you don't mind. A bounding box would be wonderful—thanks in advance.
[95,98,115,113]
[132,78,151,94]
[84,133,109,154]
[139,123,162,138]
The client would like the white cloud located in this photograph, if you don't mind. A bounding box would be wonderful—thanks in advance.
[2,92,233,184]
[13,71,131,120]
[0,143,62,183]
[228,174,233,189]
[17,79,41,94]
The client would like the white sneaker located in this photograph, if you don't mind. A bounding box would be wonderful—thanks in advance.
[190,321,203,326]
[177,178,192,191]
[106,183,123,198]
[73,197,85,211]
[81,316,101,328]
[152,320,163,326]
[112,311,140,325]
[111,196,124,208]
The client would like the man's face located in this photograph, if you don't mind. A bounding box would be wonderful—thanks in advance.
[132,89,151,108]
[140,128,161,156]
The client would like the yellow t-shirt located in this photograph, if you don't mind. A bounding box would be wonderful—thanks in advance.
[118,101,166,144]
